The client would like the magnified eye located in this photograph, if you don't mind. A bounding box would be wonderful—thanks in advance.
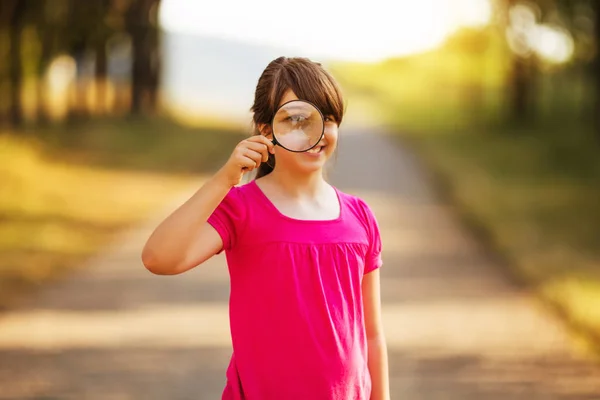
[287,114,309,124]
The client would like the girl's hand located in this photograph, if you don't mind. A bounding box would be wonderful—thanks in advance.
[216,135,274,187]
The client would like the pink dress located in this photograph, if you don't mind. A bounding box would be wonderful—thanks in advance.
[207,180,383,400]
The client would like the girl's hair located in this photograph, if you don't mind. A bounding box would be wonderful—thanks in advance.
[250,56,345,179]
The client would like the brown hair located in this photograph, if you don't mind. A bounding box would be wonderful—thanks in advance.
[250,56,345,179]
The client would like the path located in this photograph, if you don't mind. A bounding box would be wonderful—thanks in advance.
[0,127,598,399]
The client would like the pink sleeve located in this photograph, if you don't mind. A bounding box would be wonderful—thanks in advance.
[362,201,383,274]
[207,186,247,253]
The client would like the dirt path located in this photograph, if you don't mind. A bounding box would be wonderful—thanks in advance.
[0,127,598,399]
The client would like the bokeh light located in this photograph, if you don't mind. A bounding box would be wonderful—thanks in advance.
[533,25,575,64]
[506,2,574,64]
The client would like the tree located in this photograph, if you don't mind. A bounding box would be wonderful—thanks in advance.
[33,0,65,124]
[2,0,164,127]
[504,0,539,124]
[553,0,600,137]
[88,0,112,115]
[593,0,600,137]
[125,0,161,115]
[2,0,27,127]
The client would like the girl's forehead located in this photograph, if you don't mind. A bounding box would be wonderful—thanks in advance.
[278,89,299,107]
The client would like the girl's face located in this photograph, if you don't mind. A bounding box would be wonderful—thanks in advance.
[266,90,338,175]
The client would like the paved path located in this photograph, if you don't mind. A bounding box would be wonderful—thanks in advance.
[0,128,599,399]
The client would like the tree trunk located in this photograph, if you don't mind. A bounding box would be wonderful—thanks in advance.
[66,0,89,123]
[126,0,160,115]
[505,0,536,125]
[93,0,110,115]
[37,23,54,124]
[129,25,146,115]
[0,26,8,126]
[67,42,89,122]
[95,38,108,114]
[594,0,600,139]
[147,37,160,112]
[0,1,16,126]
[8,1,26,128]
[510,57,534,123]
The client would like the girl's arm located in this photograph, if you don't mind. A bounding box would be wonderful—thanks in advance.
[141,136,273,275]
[141,173,231,275]
[362,269,390,400]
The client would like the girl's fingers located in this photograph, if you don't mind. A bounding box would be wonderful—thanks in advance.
[247,135,275,154]
[240,156,257,171]
[242,148,263,169]
[244,141,270,162]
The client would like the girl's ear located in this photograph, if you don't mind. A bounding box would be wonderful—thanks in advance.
[258,123,273,139]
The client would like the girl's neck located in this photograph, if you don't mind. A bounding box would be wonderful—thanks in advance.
[265,168,327,198]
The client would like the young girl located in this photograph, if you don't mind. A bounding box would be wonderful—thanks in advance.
[142,56,390,400]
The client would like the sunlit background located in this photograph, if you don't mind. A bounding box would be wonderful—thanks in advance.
[157,0,576,121]
[160,0,492,61]
[158,0,493,120]
[1,0,600,398]
[34,0,582,124]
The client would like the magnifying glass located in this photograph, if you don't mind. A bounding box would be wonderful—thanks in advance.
[271,100,325,152]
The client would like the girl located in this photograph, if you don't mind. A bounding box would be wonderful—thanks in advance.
[141,56,390,400]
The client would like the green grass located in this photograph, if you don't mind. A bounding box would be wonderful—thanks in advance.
[26,116,248,174]
[0,117,247,308]
[400,125,600,352]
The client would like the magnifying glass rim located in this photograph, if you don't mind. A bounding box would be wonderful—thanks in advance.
[270,99,325,153]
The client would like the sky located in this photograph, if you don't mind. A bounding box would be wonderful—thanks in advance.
[159,0,493,62]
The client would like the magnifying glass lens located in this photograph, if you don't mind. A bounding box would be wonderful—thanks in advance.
[272,101,324,152]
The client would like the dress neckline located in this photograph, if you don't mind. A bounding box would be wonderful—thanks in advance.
[250,180,344,224]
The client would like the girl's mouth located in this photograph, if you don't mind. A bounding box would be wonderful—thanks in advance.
[306,146,325,154]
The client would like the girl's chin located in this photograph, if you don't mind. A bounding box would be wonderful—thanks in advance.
[300,152,330,166]
[277,159,328,175]
[276,146,333,170]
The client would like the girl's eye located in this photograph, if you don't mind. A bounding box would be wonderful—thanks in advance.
[324,116,335,123]
[288,115,307,123]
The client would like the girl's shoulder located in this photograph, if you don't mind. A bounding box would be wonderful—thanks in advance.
[225,179,261,202]
[335,189,383,255]
[334,188,379,225]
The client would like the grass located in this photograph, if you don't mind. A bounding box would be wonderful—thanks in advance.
[332,37,600,354]
[398,125,600,353]
[399,125,600,352]
[0,117,247,308]
[27,116,248,174]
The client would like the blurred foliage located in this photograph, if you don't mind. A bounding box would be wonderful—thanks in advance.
[0,0,162,128]
[0,132,185,308]
[332,0,600,351]
[28,117,248,174]
[400,127,600,342]
[0,119,247,308]
[0,0,253,306]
